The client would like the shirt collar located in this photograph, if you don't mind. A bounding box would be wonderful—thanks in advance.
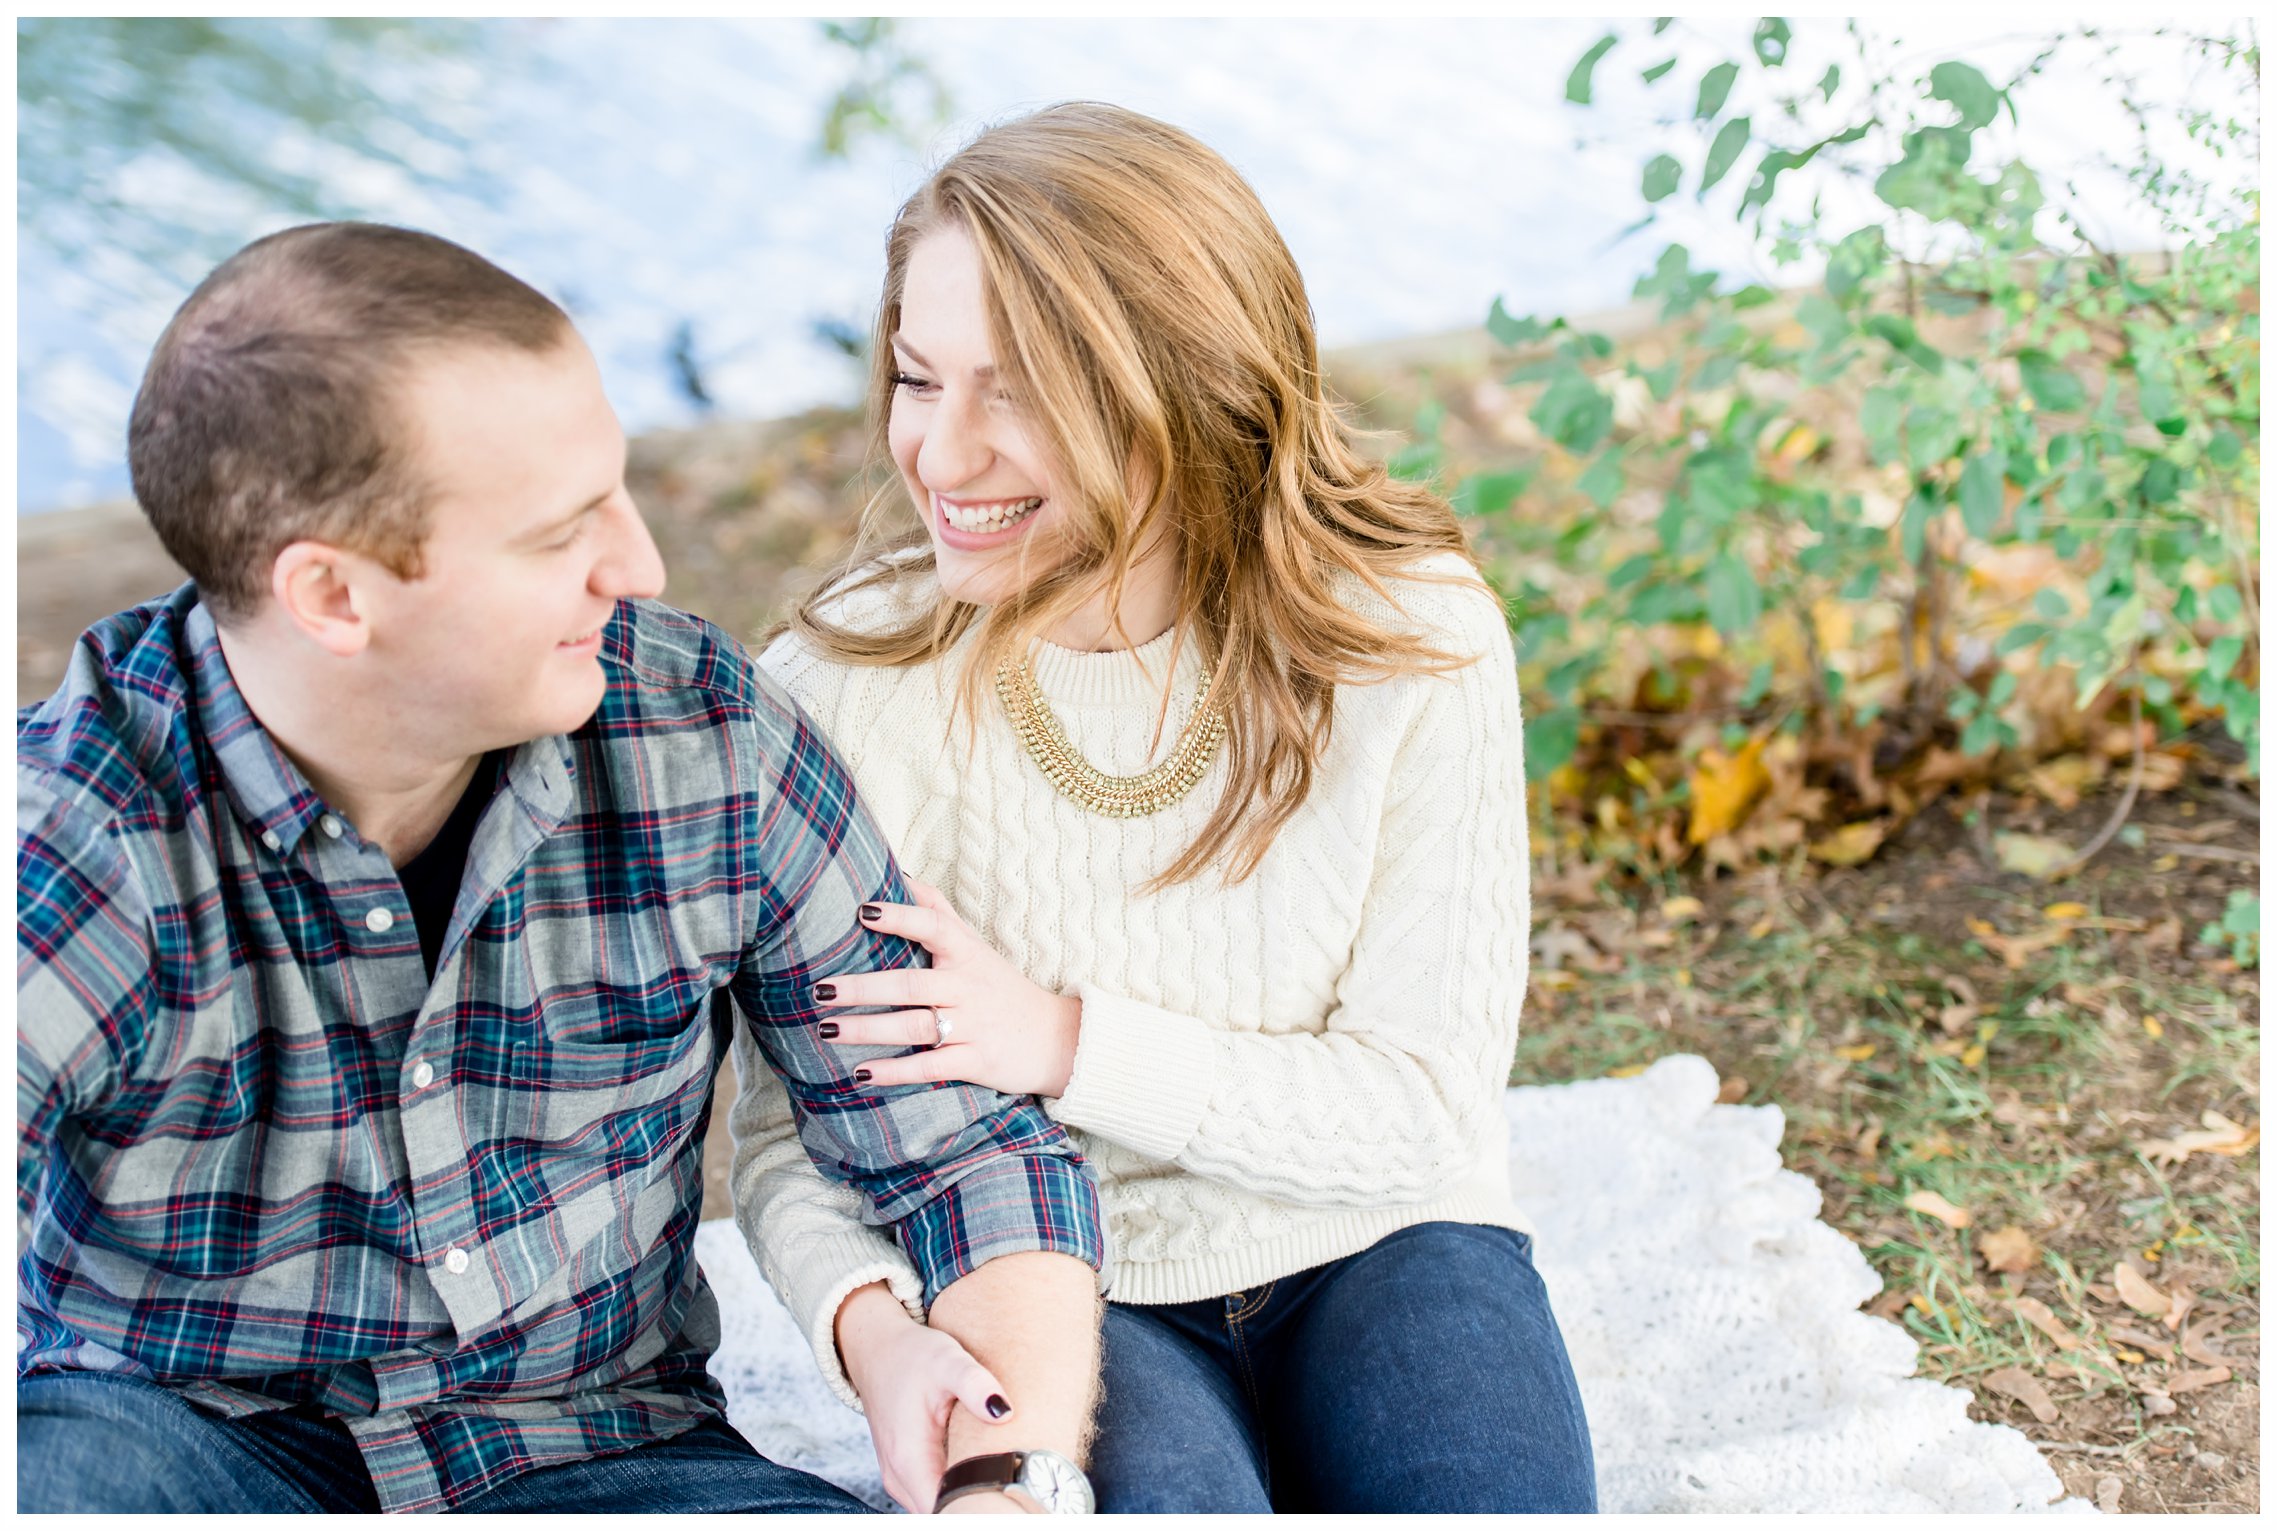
[181,596,581,857]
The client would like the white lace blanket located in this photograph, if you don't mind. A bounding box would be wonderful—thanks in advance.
[697,1054,2090,1513]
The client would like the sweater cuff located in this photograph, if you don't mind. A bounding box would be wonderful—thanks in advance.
[1046,984,1218,1161]
[752,1227,926,1412]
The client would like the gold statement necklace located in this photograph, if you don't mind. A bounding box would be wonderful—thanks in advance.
[996,654,1226,819]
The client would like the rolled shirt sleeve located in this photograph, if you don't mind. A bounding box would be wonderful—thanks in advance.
[728,682,1105,1303]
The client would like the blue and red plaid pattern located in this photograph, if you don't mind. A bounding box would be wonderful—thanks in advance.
[16,586,1104,1513]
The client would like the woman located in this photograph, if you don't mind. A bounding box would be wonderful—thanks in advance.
[728,102,1595,1514]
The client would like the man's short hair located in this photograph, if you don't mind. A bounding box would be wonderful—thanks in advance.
[127,222,573,622]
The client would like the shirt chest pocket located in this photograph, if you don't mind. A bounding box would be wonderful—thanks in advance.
[513,996,718,1155]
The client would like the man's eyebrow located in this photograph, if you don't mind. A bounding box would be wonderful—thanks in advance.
[889,335,993,379]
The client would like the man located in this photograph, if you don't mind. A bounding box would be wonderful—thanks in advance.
[17,223,1103,1514]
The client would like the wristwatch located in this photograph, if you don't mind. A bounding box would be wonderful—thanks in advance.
[935,1450,1096,1514]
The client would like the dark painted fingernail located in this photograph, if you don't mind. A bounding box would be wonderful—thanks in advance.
[854,1068,872,1084]
[860,903,882,921]
[819,1022,839,1040]
[986,1394,1011,1420]
[813,982,836,1001]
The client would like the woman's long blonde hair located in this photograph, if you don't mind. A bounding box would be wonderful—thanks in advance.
[782,102,1487,888]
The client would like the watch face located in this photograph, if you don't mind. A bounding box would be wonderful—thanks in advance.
[1017,1451,1095,1514]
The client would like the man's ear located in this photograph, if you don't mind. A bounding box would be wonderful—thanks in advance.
[270,541,374,658]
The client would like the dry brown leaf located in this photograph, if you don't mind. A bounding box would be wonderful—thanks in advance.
[1994,831,2076,879]
[1978,1226,2041,1275]
[1714,1074,1748,1105]
[2180,1325,2227,1366]
[1866,1289,1912,1320]
[1905,1190,1972,1229]
[2137,1111,2261,1165]
[1810,819,1889,867]
[1982,1366,2060,1424]
[2165,1366,2232,1394]
[2021,754,2103,810]
[2113,1263,2171,1318]
[1686,738,1771,845]
[2137,750,2188,792]
[2011,1295,2082,1349]
[1936,1002,1980,1036]
[2102,1324,2176,1362]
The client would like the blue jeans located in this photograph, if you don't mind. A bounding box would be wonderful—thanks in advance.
[15,1368,870,1514]
[1090,1222,1596,1513]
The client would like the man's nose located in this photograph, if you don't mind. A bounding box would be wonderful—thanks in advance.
[593,493,667,601]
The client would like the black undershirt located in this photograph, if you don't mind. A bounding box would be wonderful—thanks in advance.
[398,750,506,979]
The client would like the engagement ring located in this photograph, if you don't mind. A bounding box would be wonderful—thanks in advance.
[931,1008,954,1047]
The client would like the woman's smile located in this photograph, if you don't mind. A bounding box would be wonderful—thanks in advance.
[930,489,1048,550]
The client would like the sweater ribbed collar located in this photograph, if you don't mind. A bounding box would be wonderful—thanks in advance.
[1024,624,1204,710]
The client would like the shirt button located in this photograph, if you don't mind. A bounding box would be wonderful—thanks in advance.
[320,815,344,839]
[443,1248,470,1276]
[411,1060,435,1090]
[260,829,282,851]
[365,907,396,934]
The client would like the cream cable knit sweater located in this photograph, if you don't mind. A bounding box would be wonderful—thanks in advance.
[727,551,1533,1407]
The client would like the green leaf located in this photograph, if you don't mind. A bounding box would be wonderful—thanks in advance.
[2017,350,2086,413]
[1387,441,1442,482]
[2208,426,2243,466]
[1487,297,1549,347]
[2207,583,2243,624]
[1696,61,1739,119]
[2136,367,2185,433]
[1700,116,1752,195]
[2033,588,2070,620]
[1752,18,1791,66]
[1958,451,2004,536]
[1642,153,1683,202]
[1864,313,1946,374]
[1988,669,2018,706]
[1451,467,1534,518]
[1960,711,2002,756]
[1639,358,1680,400]
[1568,33,1619,105]
[1704,552,1763,635]
[1530,366,1614,454]
[2205,635,2243,682]
[1901,489,1934,565]
[1817,63,1841,101]
[1525,706,1583,771]
[1642,56,1677,84]
[1929,60,2000,130]
[1653,16,1673,34]
[1860,386,1904,463]
[1824,226,1887,300]
[1576,447,1627,508]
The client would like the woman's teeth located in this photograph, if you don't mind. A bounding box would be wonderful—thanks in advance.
[938,494,1043,534]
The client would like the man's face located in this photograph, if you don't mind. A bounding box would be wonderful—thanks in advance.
[360,336,666,756]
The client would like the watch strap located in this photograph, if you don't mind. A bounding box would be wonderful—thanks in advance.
[936,1451,1029,1510]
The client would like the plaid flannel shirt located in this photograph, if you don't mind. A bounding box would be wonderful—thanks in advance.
[16,586,1104,1512]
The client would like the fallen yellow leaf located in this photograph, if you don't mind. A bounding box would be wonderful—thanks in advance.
[1659,896,1705,924]
[2138,1111,2258,1164]
[1905,1189,1972,1229]
[2043,901,2090,921]
[1908,1131,1958,1161]
[1810,819,1888,867]
[2143,1014,2165,1039]
[1994,831,2075,879]
[1686,738,1771,844]
[1747,916,1776,940]
[1607,1063,1649,1079]
[1834,1042,1877,1062]
[1961,1043,1987,1067]
[1979,1226,2041,1275]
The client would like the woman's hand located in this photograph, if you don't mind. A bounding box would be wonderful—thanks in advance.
[817,878,1081,1099]
[836,1282,1014,1514]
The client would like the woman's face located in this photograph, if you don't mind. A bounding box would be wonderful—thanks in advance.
[887,227,1072,607]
